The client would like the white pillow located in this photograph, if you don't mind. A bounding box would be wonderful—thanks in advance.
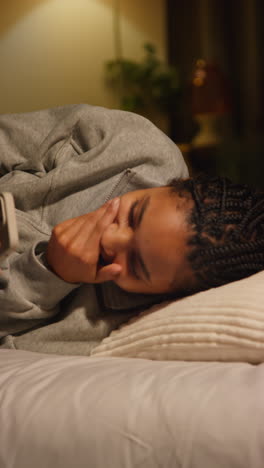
[91,271,264,363]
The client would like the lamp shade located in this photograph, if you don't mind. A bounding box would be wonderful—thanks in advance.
[191,59,231,115]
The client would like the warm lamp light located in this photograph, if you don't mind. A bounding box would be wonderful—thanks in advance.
[191,59,231,147]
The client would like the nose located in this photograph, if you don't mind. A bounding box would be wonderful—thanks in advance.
[101,223,133,260]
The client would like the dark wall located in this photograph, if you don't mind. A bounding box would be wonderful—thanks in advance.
[166,0,264,189]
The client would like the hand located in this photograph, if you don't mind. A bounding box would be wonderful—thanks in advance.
[46,198,122,283]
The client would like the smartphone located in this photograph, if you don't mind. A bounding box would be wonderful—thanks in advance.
[0,192,19,261]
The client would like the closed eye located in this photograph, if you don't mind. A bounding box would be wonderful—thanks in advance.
[126,196,151,283]
[127,250,141,280]
[128,200,139,228]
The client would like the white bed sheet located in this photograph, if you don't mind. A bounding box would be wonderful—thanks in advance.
[1,349,264,468]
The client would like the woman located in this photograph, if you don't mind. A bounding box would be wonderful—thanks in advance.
[47,174,264,297]
[0,104,263,354]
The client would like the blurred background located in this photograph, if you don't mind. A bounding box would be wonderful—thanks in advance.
[1,0,263,188]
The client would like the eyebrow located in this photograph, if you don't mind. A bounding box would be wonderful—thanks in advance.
[134,196,151,282]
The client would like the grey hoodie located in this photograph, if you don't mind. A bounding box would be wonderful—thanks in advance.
[0,104,188,355]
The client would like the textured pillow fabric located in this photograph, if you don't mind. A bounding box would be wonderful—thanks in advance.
[92,271,264,363]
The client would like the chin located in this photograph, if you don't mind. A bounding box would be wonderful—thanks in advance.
[114,280,139,294]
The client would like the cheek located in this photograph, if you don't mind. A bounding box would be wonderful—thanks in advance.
[113,275,138,293]
[111,254,133,290]
[112,259,144,293]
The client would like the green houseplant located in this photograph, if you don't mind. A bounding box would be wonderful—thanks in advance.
[105,43,181,130]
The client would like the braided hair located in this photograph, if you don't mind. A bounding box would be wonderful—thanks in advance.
[169,175,264,293]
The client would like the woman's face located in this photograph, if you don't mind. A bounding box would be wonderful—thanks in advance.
[100,186,195,294]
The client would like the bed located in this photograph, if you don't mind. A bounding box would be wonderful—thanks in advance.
[1,270,264,468]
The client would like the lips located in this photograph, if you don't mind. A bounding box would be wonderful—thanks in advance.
[98,254,108,267]
[98,247,112,267]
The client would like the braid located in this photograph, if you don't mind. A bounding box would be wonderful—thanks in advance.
[169,175,264,293]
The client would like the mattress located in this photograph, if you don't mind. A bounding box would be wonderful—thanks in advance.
[1,349,264,467]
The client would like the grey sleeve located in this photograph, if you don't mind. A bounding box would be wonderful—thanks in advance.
[0,104,189,339]
[0,104,83,176]
[0,106,89,338]
[0,241,80,339]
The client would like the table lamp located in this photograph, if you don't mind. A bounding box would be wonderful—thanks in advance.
[191,59,231,148]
